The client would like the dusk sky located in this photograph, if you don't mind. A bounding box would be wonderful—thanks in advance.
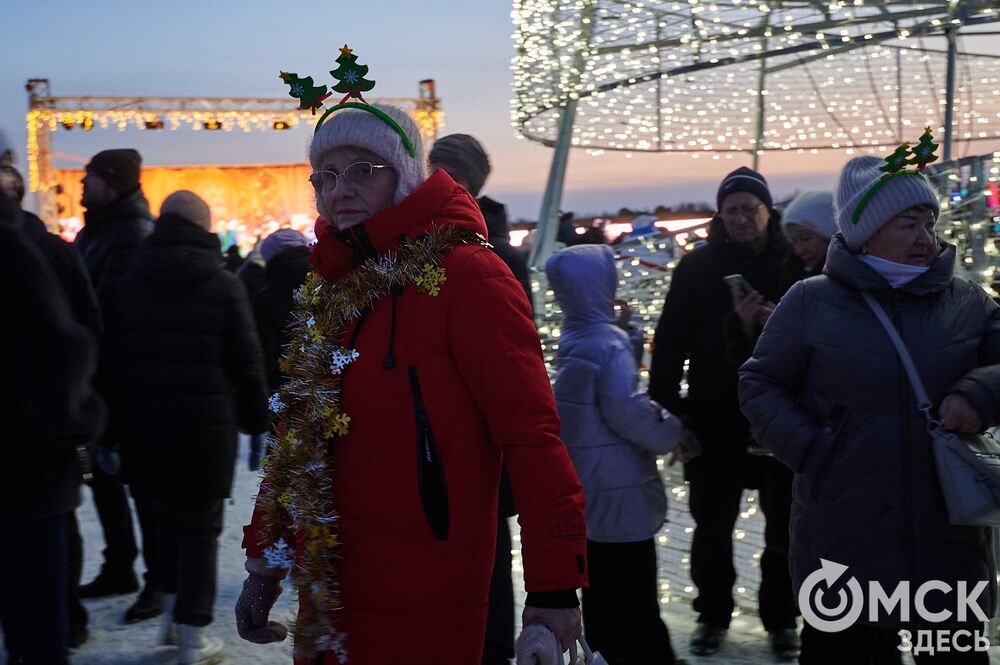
[4,1,999,220]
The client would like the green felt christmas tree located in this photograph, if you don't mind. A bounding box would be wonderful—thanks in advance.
[330,44,375,103]
[909,127,939,171]
[880,143,912,175]
[279,72,330,114]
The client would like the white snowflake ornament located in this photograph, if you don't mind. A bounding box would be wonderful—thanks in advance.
[263,538,294,569]
[268,393,286,415]
[330,347,360,375]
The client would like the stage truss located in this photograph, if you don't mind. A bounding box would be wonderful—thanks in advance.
[25,78,442,224]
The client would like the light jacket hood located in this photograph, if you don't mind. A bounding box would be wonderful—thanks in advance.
[545,244,617,327]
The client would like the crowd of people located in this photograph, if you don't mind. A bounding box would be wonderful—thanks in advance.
[2,93,998,665]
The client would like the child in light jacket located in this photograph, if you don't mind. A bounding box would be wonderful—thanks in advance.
[546,243,694,665]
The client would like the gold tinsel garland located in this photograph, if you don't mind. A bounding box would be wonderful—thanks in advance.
[255,226,487,661]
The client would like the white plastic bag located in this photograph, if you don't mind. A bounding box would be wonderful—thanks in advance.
[516,627,609,665]
[569,635,609,665]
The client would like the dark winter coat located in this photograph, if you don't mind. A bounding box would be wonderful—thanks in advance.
[252,245,311,392]
[739,235,998,626]
[74,189,154,312]
[244,169,586,665]
[649,212,789,486]
[104,214,269,503]
[0,193,105,525]
[23,211,101,336]
[480,195,531,311]
[237,256,268,300]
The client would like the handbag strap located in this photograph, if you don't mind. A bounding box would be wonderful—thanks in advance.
[859,291,936,425]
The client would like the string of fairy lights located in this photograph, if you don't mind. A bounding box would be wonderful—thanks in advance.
[511,1,1000,154]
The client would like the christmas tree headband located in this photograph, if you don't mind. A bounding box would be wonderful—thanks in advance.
[851,127,939,225]
[279,44,416,158]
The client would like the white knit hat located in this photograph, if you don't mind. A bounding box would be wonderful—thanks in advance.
[782,191,837,240]
[160,190,211,231]
[835,155,939,251]
[309,103,425,205]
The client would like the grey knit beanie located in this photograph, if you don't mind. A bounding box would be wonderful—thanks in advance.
[782,191,837,240]
[160,190,211,231]
[309,103,425,205]
[428,134,491,197]
[835,155,940,251]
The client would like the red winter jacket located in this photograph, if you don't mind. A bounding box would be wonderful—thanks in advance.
[244,169,587,664]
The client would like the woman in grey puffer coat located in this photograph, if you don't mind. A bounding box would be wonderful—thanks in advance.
[739,154,998,665]
[547,243,693,665]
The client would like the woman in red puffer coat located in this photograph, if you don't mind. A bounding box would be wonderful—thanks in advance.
[235,101,587,665]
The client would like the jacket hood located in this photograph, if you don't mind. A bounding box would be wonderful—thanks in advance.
[545,244,617,326]
[823,232,956,295]
[84,189,152,227]
[310,168,487,283]
[134,213,223,286]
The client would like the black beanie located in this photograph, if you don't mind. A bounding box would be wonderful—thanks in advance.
[716,166,772,212]
[86,149,142,196]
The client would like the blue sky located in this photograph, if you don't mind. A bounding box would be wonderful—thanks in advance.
[3,1,998,220]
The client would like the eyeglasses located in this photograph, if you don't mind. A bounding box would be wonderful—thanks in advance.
[720,203,767,222]
[308,161,392,193]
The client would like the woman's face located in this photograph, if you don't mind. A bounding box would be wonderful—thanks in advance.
[315,146,398,231]
[785,224,830,271]
[862,207,938,267]
[719,191,770,247]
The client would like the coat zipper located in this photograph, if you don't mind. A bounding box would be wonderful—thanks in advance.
[408,366,450,541]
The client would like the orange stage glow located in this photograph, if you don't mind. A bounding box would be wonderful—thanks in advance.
[55,163,318,245]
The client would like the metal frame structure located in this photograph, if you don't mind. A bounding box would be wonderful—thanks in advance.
[516,0,1000,267]
[26,78,441,224]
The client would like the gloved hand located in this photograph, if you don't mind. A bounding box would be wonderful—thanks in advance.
[95,445,122,476]
[235,560,288,644]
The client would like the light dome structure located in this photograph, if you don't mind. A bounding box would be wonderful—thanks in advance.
[513,0,1000,266]
[512,0,1000,154]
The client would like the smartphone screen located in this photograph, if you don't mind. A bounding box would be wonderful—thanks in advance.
[723,274,754,296]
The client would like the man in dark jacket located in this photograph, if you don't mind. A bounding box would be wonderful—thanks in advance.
[0,189,106,665]
[1,165,102,646]
[428,134,531,312]
[650,167,798,659]
[104,190,269,663]
[73,148,160,622]
[250,229,311,469]
[428,134,526,665]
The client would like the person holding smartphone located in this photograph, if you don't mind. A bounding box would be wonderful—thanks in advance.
[650,167,799,660]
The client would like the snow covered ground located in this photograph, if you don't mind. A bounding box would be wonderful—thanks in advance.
[4,437,1000,664]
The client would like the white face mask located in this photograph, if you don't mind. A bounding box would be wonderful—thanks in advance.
[858,253,930,288]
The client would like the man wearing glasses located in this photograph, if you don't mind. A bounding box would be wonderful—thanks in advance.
[650,167,800,661]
